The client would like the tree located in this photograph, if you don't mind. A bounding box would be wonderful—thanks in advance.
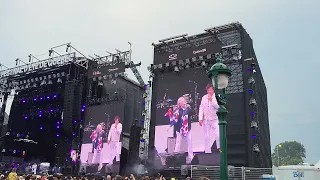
[272,141,306,166]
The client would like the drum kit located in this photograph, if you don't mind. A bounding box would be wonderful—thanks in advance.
[156,81,200,121]
[83,114,111,134]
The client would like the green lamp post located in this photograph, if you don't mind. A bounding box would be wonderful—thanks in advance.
[207,53,232,180]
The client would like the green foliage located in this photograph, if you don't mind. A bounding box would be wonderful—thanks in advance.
[271,141,306,166]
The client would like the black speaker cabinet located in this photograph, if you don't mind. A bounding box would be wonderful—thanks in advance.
[191,152,220,165]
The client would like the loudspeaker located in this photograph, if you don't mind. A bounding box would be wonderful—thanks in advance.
[191,152,220,165]
[84,164,99,173]
[158,152,186,167]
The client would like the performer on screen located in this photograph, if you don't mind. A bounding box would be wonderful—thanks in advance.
[90,123,106,165]
[165,97,194,161]
[199,84,220,153]
[108,116,122,165]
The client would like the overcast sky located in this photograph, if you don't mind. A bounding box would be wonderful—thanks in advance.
[1,1,319,163]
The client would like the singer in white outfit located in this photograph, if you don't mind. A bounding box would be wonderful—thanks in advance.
[199,84,220,153]
[108,116,122,164]
[32,163,37,174]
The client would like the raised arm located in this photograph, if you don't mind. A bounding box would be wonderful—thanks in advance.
[212,93,219,110]
[198,95,205,122]
[107,125,113,142]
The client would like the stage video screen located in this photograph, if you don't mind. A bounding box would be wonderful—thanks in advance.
[154,68,220,166]
[80,103,124,174]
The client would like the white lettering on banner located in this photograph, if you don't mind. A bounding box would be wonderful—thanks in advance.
[0,53,74,78]
[193,48,206,54]
[169,54,178,61]
[108,68,119,72]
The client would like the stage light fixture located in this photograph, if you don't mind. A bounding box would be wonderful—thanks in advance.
[40,80,46,86]
[185,64,190,69]
[174,66,179,73]
[2,149,5,153]
[49,49,53,56]
[56,134,60,137]
[5,132,9,136]
[40,126,43,130]
[253,69,256,74]
[111,79,117,84]
[248,77,255,84]
[13,150,16,153]
[81,108,84,112]
[57,78,63,83]
[46,96,50,99]
[201,61,207,68]
[251,121,258,128]
[98,81,103,86]
[48,80,53,85]
[249,98,257,106]
[24,116,28,120]
[40,97,44,100]
[53,94,57,98]
[32,83,37,88]
[56,125,60,129]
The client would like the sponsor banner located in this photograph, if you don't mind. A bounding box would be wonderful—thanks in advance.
[153,42,221,65]
[0,53,75,78]
[87,62,125,79]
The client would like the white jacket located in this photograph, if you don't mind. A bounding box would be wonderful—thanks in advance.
[198,94,219,121]
[108,123,122,142]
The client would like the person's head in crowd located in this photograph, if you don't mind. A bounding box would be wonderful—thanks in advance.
[106,175,111,180]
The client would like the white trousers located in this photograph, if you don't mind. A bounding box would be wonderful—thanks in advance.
[203,120,220,153]
[174,131,193,159]
[32,167,37,174]
[109,141,120,164]
[92,149,103,167]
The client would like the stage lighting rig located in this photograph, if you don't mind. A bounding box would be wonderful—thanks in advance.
[28,54,40,62]
[15,58,28,66]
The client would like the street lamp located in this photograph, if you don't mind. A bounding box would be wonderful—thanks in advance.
[207,53,232,180]
[277,144,282,167]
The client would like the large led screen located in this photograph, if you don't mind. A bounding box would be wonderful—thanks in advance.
[80,103,124,174]
[153,67,220,166]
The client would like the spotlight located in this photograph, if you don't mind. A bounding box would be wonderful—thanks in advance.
[253,69,257,74]
[251,121,258,128]
[253,144,260,153]
[185,64,190,69]
[46,96,50,99]
[201,61,207,68]
[57,78,63,83]
[2,149,5,153]
[56,134,60,137]
[40,80,46,86]
[81,109,84,112]
[111,79,117,84]
[22,99,26,103]
[40,126,43,130]
[24,116,28,120]
[47,80,53,85]
[56,125,60,129]
[49,49,53,56]
[249,98,257,106]
[248,77,255,84]
[98,81,103,86]
[174,66,179,73]
[53,94,57,98]
[32,83,37,88]
[40,97,44,100]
